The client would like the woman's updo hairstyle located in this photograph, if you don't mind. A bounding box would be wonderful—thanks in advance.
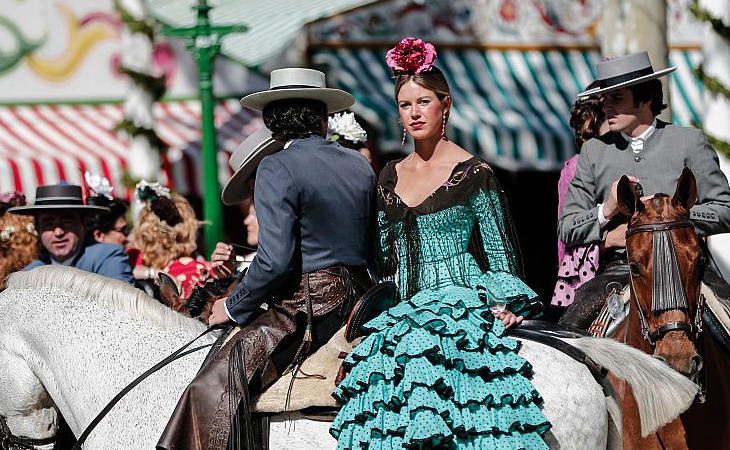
[388,37,451,120]
[570,80,605,151]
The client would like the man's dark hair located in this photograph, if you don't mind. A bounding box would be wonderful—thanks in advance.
[86,198,129,234]
[629,79,667,117]
[262,98,327,142]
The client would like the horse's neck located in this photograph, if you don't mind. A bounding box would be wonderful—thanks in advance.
[7,291,209,435]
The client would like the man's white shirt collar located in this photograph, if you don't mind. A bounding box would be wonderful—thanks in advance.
[622,119,657,153]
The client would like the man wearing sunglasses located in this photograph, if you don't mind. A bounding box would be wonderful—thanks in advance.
[9,184,134,284]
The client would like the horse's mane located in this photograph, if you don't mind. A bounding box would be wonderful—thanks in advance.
[5,266,205,334]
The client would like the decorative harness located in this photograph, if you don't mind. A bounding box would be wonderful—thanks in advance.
[625,219,704,346]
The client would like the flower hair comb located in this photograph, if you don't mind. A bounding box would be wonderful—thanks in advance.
[385,37,437,76]
[135,180,182,227]
[84,171,114,201]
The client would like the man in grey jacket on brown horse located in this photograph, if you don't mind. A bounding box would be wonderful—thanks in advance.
[557,51,730,329]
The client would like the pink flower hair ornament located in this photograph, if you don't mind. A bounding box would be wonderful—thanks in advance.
[385,37,437,76]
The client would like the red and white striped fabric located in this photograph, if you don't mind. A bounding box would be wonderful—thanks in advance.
[0,99,263,199]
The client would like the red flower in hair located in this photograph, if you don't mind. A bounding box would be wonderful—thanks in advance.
[386,37,437,75]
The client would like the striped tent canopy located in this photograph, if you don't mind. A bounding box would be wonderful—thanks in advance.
[0,99,263,199]
[148,0,378,69]
[313,47,704,170]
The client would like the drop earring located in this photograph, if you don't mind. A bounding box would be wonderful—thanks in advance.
[441,110,447,141]
[402,127,407,148]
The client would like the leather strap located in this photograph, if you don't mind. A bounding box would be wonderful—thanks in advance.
[71,327,219,449]
[507,326,607,382]
[650,321,694,343]
[625,219,693,238]
[0,415,56,450]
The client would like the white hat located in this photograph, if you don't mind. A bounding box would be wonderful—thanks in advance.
[240,68,354,113]
[577,52,676,97]
[221,128,283,205]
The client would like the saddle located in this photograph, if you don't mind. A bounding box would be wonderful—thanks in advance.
[195,281,398,417]
[701,271,730,356]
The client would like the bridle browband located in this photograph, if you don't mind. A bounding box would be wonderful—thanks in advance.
[625,219,694,238]
[625,219,703,346]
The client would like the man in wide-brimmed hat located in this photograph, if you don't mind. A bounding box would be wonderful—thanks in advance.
[9,184,133,283]
[207,128,283,277]
[159,68,376,449]
[557,51,730,329]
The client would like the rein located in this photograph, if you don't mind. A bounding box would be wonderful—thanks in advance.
[70,325,224,449]
[625,219,703,345]
[0,416,56,450]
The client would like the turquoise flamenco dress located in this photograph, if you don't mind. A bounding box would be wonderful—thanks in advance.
[330,156,551,449]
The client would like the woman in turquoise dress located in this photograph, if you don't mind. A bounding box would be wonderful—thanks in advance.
[330,38,551,449]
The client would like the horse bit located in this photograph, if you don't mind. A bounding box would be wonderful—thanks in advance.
[625,219,704,347]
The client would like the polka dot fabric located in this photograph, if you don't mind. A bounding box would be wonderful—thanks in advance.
[330,160,550,449]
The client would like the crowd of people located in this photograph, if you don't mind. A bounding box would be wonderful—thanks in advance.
[1,36,729,449]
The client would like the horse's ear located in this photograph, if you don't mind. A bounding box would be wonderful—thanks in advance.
[672,167,697,210]
[617,175,639,217]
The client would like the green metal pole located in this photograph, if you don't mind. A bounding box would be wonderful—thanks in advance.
[194,1,224,258]
[197,47,224,258]
[162,0,246,258]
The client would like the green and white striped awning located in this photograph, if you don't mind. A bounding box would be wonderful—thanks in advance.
[148,0,378,69]
[312,48,704,171]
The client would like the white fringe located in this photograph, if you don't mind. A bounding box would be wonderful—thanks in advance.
[5,265,204,334]
[570,336,698,437]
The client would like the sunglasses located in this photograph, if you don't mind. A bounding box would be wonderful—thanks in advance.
[112,224,131,236]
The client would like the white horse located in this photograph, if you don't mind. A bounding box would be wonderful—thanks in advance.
[0,266,698,449]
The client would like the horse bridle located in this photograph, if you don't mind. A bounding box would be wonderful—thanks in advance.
[0,415,55,450]
[625,219,704,346]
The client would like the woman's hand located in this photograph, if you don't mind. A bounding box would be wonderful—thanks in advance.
[211,242,236,277]
[493,309,523,329]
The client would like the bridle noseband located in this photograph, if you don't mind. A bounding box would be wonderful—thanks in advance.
[625,219,704,346]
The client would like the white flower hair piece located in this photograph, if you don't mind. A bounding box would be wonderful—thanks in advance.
[1,225,15,242]
[135,180,171,201]
[84,171,114,200]
[328,112,367,144]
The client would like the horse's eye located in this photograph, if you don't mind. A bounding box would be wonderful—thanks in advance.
[629,262,640,276]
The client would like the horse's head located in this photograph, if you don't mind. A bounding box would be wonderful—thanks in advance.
[618,168,704,377]
[0,346,59,449]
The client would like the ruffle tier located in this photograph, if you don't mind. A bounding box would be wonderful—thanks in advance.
[330,278,550,449]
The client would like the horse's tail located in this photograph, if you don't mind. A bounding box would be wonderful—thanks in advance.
[569,336,698,437]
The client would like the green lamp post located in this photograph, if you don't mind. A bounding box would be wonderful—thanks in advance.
[161,0,247,257]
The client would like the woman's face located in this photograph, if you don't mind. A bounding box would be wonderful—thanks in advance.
[243,203,259,247]
[397,80,446,141]
[95,216,129,247]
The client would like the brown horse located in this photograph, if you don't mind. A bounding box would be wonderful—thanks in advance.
[613,168,730,449]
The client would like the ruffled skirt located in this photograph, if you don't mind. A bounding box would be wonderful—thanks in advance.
[330,282,550,449]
